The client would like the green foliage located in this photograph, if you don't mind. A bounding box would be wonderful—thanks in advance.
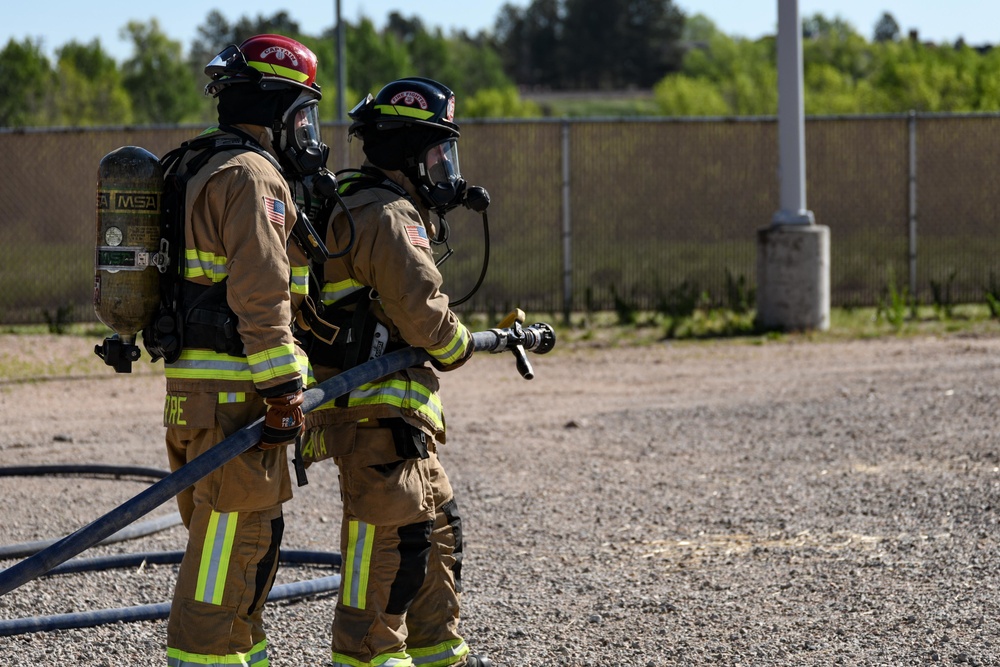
[462,87,540,118]
[495,0,684,90]
[54,40,133,125]
[984,272,1000,319]
[8,6,1000,128]
[43,305,73,335]
[610,284,639,326]
[929,269,958,320]
[0,37,55,127]
[876,271,914,330]
[121,20,205,124]
[724,270,754,314]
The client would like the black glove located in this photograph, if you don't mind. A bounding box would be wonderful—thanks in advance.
[259,389,305,449]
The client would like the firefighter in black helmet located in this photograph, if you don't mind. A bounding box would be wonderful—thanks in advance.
[300,77,493,667]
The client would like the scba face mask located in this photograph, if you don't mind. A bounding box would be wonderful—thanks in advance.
[280,93,329,176]
[417,138,467,213]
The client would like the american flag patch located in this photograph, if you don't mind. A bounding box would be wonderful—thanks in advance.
[405,224,430,248]
[263,196,286,226]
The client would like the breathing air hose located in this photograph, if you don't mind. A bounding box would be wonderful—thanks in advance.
[0,322,555,635]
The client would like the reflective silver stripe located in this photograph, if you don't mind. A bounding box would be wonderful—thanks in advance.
[347,382,444,428]
[321,282,364,305]
[344,520,374,609]
[184,249,228,281]
[290,267,309,294]
[410,639,469,666]
[196,511,237,605]
[428,325,470,365]
[331,653,412,667]
[248,349,298,378]
[168,355,251,374]
[167,639,268,666]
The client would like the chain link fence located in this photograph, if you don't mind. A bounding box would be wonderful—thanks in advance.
[2,114,1000,325]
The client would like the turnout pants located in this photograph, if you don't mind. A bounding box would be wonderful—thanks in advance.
[321,422,469,667]
[164,394,292,666]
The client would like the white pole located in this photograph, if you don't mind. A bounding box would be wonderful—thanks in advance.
[773,0,814,224]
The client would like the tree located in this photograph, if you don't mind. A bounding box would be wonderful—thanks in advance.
[345,17,412,97]
[0,38,55,127]
[120,20,207,124]
[54,40,132,125]
[873,12,901,43]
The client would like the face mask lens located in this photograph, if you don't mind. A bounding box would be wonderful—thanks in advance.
[424,139,460,186]
[292,104,321,149]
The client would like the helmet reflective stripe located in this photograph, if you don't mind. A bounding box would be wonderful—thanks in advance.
[247,59,311,83]
[374,103,437,121]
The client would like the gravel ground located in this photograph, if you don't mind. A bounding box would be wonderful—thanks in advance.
[1,332,1000,666]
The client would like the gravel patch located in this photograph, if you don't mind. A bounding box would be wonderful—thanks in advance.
[2,334,1000,665]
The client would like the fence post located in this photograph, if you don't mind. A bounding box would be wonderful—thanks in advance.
[908,111,918,299]
[561,120,572,325]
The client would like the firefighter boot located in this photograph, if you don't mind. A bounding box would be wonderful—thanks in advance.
[466,655,494,667]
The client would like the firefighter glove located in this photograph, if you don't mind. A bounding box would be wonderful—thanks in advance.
[259,389,305,449]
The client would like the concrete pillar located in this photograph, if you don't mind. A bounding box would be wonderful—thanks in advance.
[757,0,830,332]
[756,224,830,331]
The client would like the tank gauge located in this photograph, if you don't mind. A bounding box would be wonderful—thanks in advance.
[105,226,124,246]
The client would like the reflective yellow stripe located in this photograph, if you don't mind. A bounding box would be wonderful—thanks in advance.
[217,391,247,404]
[314,379,444,431]
[375,103,435,121]
[321,278,365,305]
[331,651,412,667]
[408,639,469,667]
[343,520,375,610]
[184,248,228,281]
[166,350,253,381]
[427,325,471,366]
[247,343,300,384]
[248,60,309,83]
[290,264,309,295]
[168,347,308,386]
[168,639,268,666]
[195,510,238,605]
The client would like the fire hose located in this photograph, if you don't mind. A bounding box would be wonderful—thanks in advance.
[0,320,555,634]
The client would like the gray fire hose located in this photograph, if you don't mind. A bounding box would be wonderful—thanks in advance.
[0,322,555,598]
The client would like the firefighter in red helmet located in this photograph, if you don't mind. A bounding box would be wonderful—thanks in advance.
[159,34,322,666]
[299,77,493,667]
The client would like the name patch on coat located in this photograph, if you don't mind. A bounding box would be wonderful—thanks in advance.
[263,196,286,226]
[405,224,430,248]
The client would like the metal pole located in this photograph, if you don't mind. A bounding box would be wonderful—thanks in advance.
[561,121,572,325]
[908,111,918,298]
[773,0,814,224]
[336,0,349,170]
[336,0,346,122]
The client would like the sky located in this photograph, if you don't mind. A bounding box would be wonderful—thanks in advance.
[3,1,998,63]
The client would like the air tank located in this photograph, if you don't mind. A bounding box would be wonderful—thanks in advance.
[93,145,163,373]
